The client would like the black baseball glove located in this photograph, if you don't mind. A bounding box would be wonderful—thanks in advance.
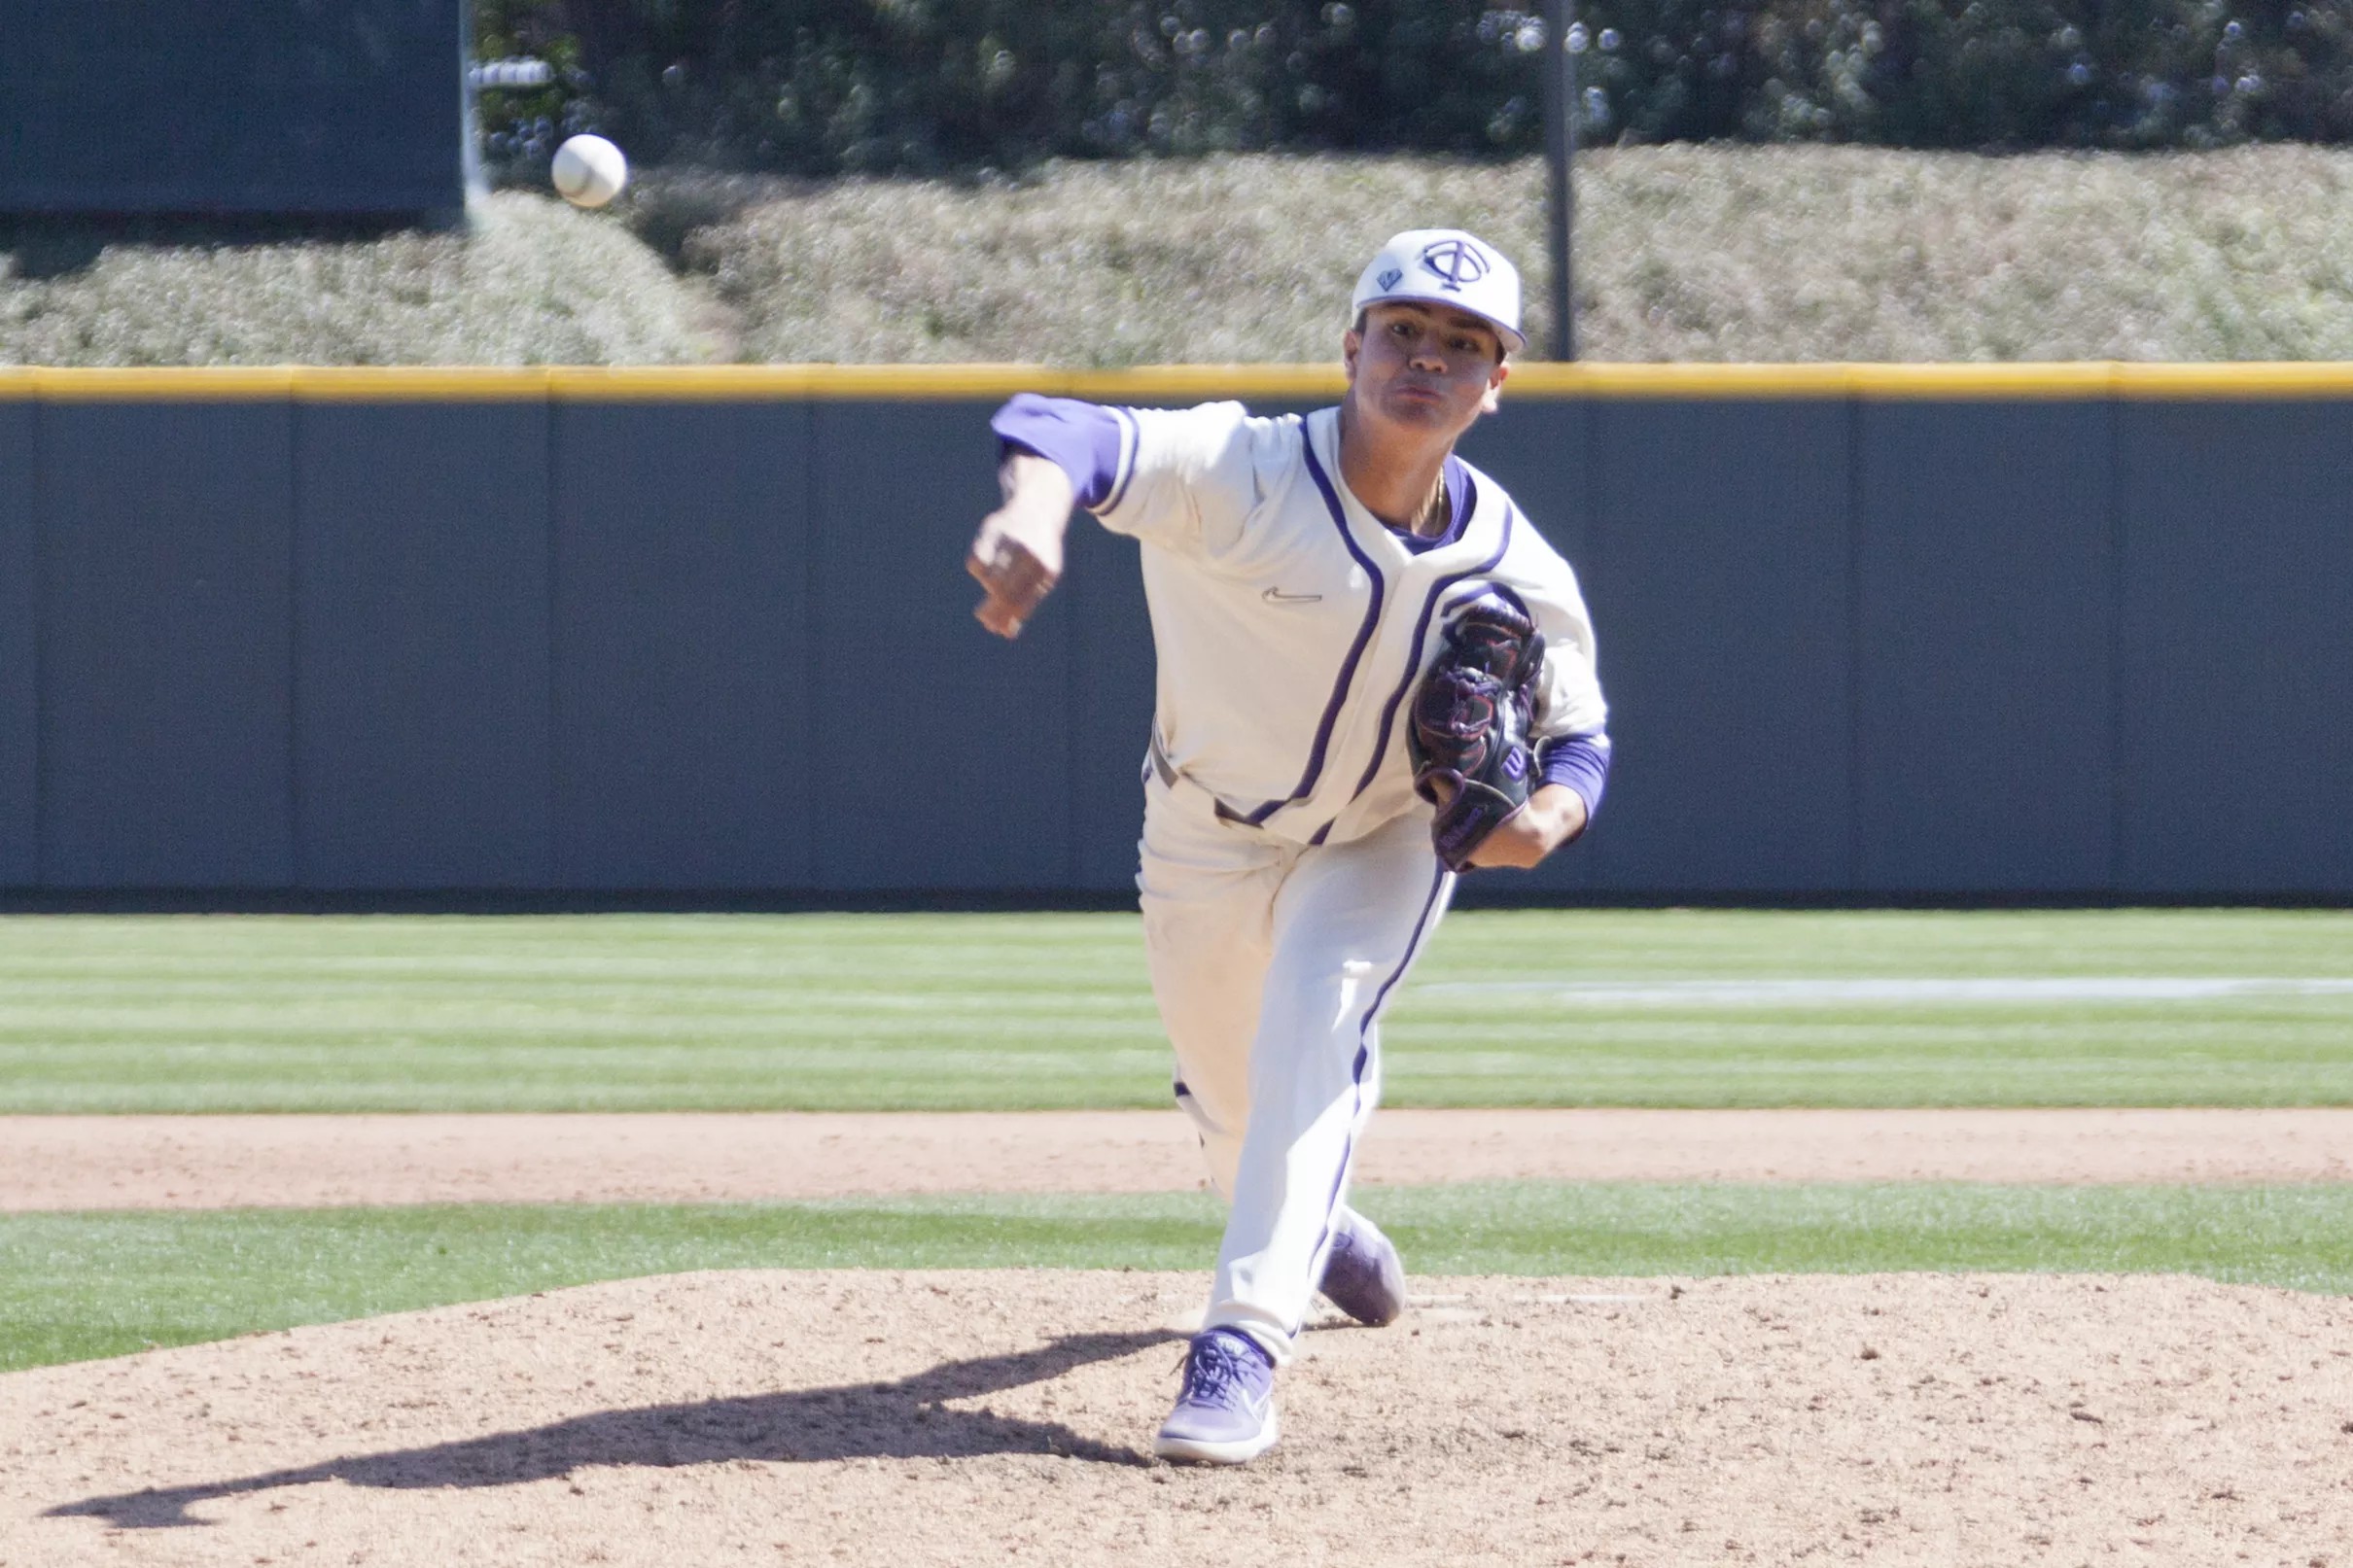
[1408,595,1545,873]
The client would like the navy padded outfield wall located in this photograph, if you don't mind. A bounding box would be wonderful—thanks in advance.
[39,401,298,888]
[297,402,553,888]
[0,401,32,888]
[0,366,2347,902]
[551,402,815,890]
[0,0,464,214]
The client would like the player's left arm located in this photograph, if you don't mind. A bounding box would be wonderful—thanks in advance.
[1466,780,1592,868]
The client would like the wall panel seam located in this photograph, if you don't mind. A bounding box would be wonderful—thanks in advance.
[2106,398,2127,894]
[1843,393,1864,892]
[289,396,307,889]
[545,394,565,890]
[29,401,46,887]
[801,401,823,887]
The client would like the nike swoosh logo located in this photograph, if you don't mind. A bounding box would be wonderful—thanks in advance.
[1262,588,1323,604]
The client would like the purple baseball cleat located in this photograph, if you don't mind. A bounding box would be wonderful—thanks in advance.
[1317,1209,1407,1327]
[1153,1327,1280,1465]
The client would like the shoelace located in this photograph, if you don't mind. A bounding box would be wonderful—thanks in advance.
[1178,1334,1257,1403]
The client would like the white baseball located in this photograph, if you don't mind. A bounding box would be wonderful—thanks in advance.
[551,134,628,208]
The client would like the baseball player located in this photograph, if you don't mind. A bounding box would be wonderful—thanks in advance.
[966,229,1610,1465]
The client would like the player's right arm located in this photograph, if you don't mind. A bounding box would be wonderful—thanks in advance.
[969,396,1261,640]
[968,450,1075,639]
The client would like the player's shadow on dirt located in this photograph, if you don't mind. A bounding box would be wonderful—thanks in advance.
[49,1328,1177,1530]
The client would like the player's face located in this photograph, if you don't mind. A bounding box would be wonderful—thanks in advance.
[1342,302,1510,441]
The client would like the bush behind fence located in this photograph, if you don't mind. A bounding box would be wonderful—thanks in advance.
[474,1,2353,173]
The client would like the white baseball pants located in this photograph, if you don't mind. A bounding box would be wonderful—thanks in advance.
[1138,764,1455,1364]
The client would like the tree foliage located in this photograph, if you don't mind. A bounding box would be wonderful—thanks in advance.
[473,1,2353,172]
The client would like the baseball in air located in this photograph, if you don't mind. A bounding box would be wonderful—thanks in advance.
[551,135,628,208]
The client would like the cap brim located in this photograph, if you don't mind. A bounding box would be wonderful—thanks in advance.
[1354,292,1527,355]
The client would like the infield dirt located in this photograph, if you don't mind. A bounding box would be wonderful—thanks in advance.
[10,1113,2353,1563]
[11,1108,2353,1210]
[6,1268,2350,1566]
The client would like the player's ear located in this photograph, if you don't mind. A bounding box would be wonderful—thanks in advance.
[1341,327,1362,379]
[1480,358,1510,415]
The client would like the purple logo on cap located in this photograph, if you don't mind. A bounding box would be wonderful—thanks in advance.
[1377,266,1403,291]
[1419,238,1490,294]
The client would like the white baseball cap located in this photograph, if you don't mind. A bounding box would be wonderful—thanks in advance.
[1350,228,1526,355]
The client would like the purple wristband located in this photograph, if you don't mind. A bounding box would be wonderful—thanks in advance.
[990,394,1127,510]
[1537,731,1612,826]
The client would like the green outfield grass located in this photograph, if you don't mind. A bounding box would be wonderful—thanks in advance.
[3,910,2350,1112]
[5,1183,2348,1373]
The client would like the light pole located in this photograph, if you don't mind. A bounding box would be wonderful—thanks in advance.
[1540,0,1579,361]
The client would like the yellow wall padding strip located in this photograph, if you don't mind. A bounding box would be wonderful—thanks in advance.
[544,365,1358,401]
[4,363,2353,401]
[2108,362,2353,399]
[4,367,301,400]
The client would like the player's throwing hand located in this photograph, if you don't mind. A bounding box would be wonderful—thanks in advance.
[966,452,1074,639]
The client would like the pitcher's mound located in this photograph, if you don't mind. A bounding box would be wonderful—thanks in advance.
[6,1270,2348,1565]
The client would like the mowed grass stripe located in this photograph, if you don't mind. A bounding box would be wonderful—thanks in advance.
[4,910,2352,1112]
[5,1183,2349,1374]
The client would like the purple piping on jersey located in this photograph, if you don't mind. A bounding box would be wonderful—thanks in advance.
[1239,430,1387,826]
[988,394,1127,510]
[1099,405,1141,515]
[1314,506,1521,846]
[1290,859,1450,1341]
[1538,730,1614,821]
[1385,459,1476,554]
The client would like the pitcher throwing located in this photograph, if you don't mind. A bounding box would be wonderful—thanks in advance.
[967,229,1612,1465]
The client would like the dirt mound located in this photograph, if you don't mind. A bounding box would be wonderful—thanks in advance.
[5,1270,2346,1566]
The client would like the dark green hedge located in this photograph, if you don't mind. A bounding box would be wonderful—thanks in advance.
[474,1,2353,172]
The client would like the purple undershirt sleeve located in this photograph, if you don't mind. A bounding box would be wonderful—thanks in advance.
[990,393,1126,510]
[1537,731,1612,832]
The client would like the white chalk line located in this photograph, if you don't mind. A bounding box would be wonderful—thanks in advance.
[1412,1293,1654,1306]
[1418,977,2353,1007]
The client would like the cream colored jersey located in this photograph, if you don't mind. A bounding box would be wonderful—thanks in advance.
[1093,400,1607,848]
